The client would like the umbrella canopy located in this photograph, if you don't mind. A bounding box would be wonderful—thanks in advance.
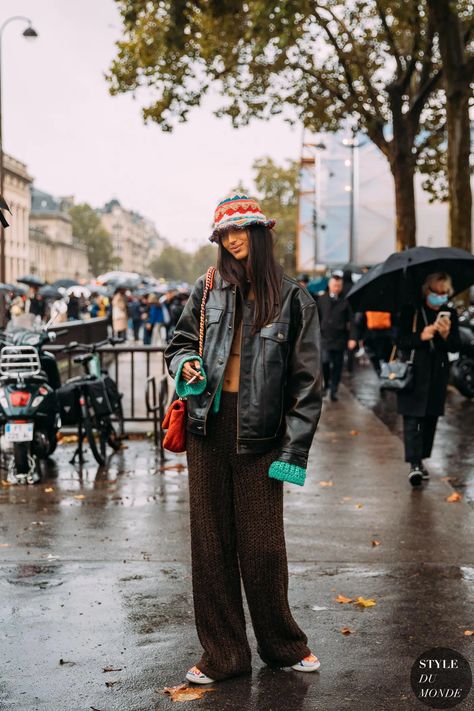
[39,285,63,300]
[0,282,16,293]
[67,285,91,298]
[86,284,111,297]
[51,278,78,289]
[347,246,474,313]
[17,274,46,288]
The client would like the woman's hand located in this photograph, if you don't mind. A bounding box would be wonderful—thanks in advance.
[434,318,451,340]
[420,325,436,341]
[181,359,205,383]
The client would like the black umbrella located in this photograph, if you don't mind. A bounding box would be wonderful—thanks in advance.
[39,285,63,300]
[17,274,46,288]
[347,246,474,313]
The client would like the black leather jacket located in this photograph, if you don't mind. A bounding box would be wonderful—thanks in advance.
[164,266,322,468]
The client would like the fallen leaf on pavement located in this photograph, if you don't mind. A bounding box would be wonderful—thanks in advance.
[335,594,353,604]
[340,627,354,635]
[446,492,462,503]
[159,463,186,472]
[464,630,474,636]
[59,435,79,444]
[319,481,334,487]
[44,487,54,493]
[74,495,86,500]
[163,683,216,701]
[372,540,381,547]
[355,503,364,509]
[354,597,376,608]
[103,666,123,672]
[441,476,451,481]
[349,430,359,436]
[1,480,11,487]
[0,543,10,547]
[342,496,352,501]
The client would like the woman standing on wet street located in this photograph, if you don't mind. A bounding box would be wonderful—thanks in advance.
[396,272,461,487]
[164,194,322,684]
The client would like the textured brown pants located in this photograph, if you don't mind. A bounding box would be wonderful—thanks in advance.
[186,390,311,681]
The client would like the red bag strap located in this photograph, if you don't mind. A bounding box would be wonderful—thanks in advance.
[198,266,216,357]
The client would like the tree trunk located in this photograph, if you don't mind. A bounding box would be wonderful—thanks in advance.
[390,157,417,251]
[446,90,472,251]
[428,0,472,252]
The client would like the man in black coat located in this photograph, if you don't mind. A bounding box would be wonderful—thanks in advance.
[316,271,357,401]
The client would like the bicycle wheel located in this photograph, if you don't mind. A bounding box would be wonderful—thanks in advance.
[114,398,125,439]
[104,415,121,451]
[81,396,106,465]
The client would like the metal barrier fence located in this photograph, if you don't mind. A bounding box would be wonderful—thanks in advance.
[48,343,172,455]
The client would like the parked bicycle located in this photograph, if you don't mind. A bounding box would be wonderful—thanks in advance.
[56,337,125,466]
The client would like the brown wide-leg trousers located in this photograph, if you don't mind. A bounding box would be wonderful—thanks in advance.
[186,390,311,681]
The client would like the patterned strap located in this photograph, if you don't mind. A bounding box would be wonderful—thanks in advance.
[198,266,216,357]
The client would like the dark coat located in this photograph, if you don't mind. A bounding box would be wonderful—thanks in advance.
[316,292,357,351]
[396,304,460,417]
[164,266,322,469]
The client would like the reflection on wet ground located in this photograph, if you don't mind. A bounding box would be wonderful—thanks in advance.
[344,362,474,506]
[0,375,472,710]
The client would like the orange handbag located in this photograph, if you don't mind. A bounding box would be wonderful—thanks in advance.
[162,266,216,453]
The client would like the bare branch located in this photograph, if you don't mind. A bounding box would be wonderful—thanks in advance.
[374,0,404,75]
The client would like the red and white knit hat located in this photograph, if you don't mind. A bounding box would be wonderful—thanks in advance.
[209,194,276,243]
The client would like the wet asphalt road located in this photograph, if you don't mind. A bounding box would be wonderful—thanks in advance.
[343,359,474,506]
[0,369,473,711]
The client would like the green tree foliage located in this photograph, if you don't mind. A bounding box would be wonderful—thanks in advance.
[149,243,217,281]
[251,157,298,274]
[107,0,473,250]
[69,204,120,276]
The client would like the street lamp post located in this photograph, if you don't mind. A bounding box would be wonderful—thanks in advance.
[342,128,367,264]
[0,16,38,285]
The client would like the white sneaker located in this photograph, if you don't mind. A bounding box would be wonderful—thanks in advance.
[185,665,215,684]
[291,653,321,672]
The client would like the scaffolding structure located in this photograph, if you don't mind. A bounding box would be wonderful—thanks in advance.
[296,133,319,275]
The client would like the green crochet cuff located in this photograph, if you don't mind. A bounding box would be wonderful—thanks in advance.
[268,460,307,487]
[175,355,207,397]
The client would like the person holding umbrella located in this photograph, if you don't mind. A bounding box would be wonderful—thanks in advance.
[395,272,461,487]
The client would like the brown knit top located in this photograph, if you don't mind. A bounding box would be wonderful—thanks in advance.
[222,284,254,392]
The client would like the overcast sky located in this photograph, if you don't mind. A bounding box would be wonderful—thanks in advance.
[2,0,301,251]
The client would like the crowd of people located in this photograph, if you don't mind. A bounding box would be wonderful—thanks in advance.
[4,283,189,346]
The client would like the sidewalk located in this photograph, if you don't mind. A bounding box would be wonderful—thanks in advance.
[0,384,472,710]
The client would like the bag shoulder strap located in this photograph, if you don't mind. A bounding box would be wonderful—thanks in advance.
[198,266,216,357]
[389,307,418,363]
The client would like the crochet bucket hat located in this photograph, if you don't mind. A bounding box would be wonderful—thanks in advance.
[209,194,276,243]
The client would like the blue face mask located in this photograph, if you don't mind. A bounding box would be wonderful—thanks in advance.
[427,291,449,307]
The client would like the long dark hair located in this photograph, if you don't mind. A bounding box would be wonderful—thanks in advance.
[216,224,282,336]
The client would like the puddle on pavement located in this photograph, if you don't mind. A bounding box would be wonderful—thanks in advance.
[6,563,63,588]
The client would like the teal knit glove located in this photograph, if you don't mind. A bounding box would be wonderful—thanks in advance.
[175,355,207,397]
[268,460,307,487]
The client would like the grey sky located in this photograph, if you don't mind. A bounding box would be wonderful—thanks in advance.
[2,0,300,252]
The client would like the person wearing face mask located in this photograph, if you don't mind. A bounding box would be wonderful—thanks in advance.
[395,272,461,487]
